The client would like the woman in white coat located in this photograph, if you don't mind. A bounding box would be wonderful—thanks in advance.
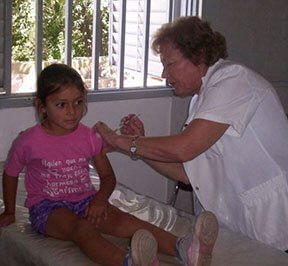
[95,16,288,251]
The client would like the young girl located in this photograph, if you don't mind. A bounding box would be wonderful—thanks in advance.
[0,63,218,266]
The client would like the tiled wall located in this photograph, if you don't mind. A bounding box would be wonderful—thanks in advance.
[0,0,4,89]
[202,0,288,112]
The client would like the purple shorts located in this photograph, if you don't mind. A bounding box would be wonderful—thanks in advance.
[29,194,95,236]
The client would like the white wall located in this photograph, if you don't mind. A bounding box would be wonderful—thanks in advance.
[0,97,186,203]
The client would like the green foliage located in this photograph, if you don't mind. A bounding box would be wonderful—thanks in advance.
[43,0,65,60]
[72,0,93,57]
[12,0,109,61]
[72,0,109,57]
[12,0,35,61]
[100,6,109,56]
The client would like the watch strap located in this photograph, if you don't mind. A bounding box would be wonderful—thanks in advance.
[130,135,139,160]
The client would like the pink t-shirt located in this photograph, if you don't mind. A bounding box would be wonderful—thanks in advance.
[4,123,103,208]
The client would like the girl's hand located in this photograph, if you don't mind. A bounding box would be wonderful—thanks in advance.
[0,211,15,228]
[120,114,145,136]
[84,197,108,227]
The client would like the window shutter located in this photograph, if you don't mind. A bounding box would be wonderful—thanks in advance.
[110,0,169,78]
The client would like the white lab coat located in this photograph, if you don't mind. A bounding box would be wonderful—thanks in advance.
[183,59,288,250]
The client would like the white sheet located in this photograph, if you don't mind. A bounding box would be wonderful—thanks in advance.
[0,162,287,265]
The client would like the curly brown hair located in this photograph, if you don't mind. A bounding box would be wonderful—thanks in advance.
[151,16,228,66]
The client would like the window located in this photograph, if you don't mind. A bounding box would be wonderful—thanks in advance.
[0,0,202,106]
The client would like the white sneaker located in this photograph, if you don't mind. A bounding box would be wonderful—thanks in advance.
[177,211,219,266]
[130,229,159,266]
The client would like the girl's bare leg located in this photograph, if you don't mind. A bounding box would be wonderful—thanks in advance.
[99,204,178,256]
[45,208,126,266]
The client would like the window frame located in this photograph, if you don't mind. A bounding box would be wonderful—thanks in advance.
[0,0,202,109]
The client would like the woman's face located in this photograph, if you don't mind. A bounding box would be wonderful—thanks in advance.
[160,42,208,97]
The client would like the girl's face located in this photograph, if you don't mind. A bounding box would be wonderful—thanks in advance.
[160,41,208,97]
[41,85,86,135]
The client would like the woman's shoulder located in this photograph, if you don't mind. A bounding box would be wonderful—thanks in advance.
[205,59,270,88]
[207,59,247,77]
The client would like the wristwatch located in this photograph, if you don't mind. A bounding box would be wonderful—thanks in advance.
[130,135,139,160]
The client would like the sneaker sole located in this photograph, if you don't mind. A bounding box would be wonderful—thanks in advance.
[194,211,219,266]
[131,229,159,266]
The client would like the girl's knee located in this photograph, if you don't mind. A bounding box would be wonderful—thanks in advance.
[72,219,100,242]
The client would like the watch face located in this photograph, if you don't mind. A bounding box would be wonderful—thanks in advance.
[130,146,137,153]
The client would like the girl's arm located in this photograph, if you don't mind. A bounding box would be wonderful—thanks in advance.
[85,151,116,225]
[92,151,116,200]
[0,171,18,227]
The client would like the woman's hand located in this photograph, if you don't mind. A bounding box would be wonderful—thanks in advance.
[95,114,145,153]
[120,114,145,136]
[94,121,119,153]
[0,211,15,228]
[85,196,108,227]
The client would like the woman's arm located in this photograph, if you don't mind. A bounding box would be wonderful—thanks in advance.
[95,118,229,163]
[0,171,18,227]
[142,159,190,184]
